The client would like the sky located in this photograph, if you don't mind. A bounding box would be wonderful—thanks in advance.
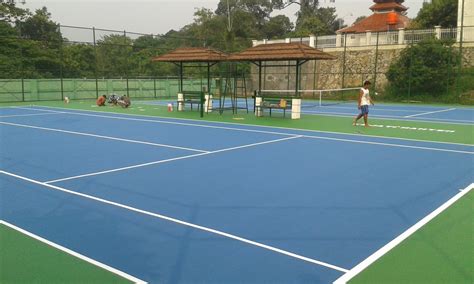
[18,0,425,41]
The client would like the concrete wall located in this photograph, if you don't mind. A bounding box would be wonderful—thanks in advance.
[250,45,473,92]
[458,0,474,42]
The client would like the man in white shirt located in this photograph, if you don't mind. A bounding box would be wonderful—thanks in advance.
[353,80,374,127]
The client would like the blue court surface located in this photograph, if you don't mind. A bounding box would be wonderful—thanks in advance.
[1,106,473,283]
[138,99,474,125]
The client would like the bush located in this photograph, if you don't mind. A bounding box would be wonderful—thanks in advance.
[386,39,460,99]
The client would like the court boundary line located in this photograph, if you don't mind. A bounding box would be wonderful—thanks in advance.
[44,135,303,184]
[1,170,349,273]
[0,112,66,118]
[299,110,473,125]
[333,183,474,284]
[404,108,457,118]
[0,121,210,154]
[16,105,474,146]
[302,135,473,155]
[0,219,147,284]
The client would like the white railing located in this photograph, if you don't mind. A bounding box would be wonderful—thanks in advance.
[253,26,474,49]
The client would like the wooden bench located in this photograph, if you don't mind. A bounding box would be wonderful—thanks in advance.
[256,96,294,117]
[177,91,204,111]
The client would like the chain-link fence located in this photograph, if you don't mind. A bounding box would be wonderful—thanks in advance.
[0,24,473,104]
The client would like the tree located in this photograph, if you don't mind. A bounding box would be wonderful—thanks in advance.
[215,0,284,27]
[387,39,459,97]
[96,35,133,77]
[294,6,341,36]
[0,2,29,24]
[410,0,458,29]
[18,7,62,46]
[263,15,293,39]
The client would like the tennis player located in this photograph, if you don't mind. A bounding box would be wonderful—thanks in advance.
[353,80,374,127]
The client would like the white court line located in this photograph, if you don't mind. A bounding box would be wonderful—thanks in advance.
[404,108,457,118]
[302,135,473,155]
[0,121,209,154]
[14,106,474,147]
[300,110,474,125]
[0,219,147,284]
[0,112,66,118]
[333,183,473,284]
[12,106,297,137]
[44,136,303,184]
[1,170,348,273]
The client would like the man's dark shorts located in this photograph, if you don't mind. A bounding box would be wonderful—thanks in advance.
[360,105,369,115]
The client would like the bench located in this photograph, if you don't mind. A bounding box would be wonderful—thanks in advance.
[256,96,294,117]
[177,91,204,111]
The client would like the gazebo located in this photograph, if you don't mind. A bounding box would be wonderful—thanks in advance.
[153,43,336,119]
[152,47,229,117]
[227,42,336,119]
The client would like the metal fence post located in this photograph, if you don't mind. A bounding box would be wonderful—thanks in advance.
[407,30,415,99]
[456,0,465,97]
[341,33,347,88]
[59,24,64,101]
[93,27,99,99]
[124,30,130,97]
[373,31,380,93]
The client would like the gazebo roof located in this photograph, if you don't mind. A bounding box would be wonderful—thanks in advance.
[370,2,407,12]
[152,47,229,63]
[227,43,336,61]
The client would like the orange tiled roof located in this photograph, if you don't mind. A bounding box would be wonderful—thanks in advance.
[338,13,410,33]
[370,2,407,12]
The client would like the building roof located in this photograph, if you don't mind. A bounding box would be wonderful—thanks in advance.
[227,43,336,61]
[338,12,410,33]
[370,2,407,12]
[152,47,228,63]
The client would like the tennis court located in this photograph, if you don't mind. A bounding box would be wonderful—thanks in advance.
[1,105,473,283]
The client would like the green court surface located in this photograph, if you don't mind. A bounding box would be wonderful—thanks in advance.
[350,190,473,284]
[0,223,132,284]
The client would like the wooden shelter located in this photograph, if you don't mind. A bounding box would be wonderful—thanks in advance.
[153,47,228,117]
[227,43,336,96]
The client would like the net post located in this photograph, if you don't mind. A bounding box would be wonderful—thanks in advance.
[319,90,322,106]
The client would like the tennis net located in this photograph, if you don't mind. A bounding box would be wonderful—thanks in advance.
[257,88,360,108]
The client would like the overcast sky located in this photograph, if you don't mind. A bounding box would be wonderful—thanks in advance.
[19,0,425,40]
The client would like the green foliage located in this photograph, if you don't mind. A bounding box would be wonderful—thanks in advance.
[0,2,30,23]
[263,15,293,39]
[294,2,343,36]
[386,39,460,98]
[410,0,458,28]
[0,0,350,80]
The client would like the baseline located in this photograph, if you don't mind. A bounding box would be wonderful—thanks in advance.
[1,170,349,273]
[333,183,474,284]
[0,121,209,154]
[0,220,146,284]
[405,108,457,118]
[0,112,66,118]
